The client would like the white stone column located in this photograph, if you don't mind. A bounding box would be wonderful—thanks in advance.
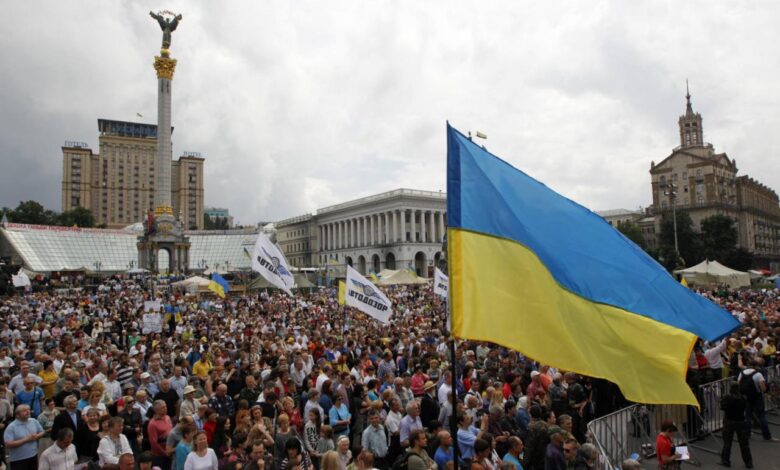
[428,211,436,243]
[391,210,398,243]
[368,215,374,245]
[362,216,367,247]
[438,212,445,242]
[349,219,354,248]
[420,210,427,243]
[400,209,406,242]
[372,215,376,245]
[410,210,416,242]
[384,212,390,243]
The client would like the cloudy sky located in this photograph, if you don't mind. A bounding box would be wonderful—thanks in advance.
[2,1,779,225]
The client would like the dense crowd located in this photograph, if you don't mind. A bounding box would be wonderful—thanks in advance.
[0,278,776,470]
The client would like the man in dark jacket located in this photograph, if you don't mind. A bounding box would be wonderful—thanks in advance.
[720,383,753,468]
[420,381,440,431]
[50,395,82,440]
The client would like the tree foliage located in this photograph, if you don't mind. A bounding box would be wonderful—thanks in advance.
[204,213,230,230]
[2,200,94,228]
[700,215,738,260]
[616,221,646,249]
[659,210,699,269]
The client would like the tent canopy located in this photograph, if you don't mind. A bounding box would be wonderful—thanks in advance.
[377,269,429,286]
[171,276,211,288]
[674,260,750,288]
[249,273,314,290]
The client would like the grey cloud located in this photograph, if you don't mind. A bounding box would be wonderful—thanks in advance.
[1,0,779,224]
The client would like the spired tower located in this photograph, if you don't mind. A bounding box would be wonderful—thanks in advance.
[678,81,704,148]
[137,11,191,274]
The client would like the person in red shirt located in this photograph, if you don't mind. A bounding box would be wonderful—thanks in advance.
[655,420,682,469]
[147,400,173,469]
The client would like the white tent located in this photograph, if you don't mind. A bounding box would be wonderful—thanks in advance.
[377,269,429,286]
[674,260,750,288]
[171,276,211,290]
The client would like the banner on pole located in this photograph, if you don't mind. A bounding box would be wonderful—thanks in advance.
[434,268,448,298]
[251,233,295,296]
[144,300,162,312]
[345,265,392,324]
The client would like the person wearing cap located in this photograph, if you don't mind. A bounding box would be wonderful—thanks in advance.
[420,381,440,431]
[544,426,566,470]
[139,371,158,397]
[526,371,546,403]
[655,421,682,469]
[180,385,198,420]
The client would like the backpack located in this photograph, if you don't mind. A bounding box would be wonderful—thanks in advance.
[391,451,414,470]
[739,370,760,400]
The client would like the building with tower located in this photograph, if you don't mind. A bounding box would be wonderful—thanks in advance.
[649,87,780,264]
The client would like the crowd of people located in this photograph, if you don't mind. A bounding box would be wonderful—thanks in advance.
[0,277,775,470]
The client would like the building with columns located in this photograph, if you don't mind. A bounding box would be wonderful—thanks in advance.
[276,188,447,276]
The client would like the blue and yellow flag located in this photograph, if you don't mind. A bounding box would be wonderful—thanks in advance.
[208,272,230,299]
[446,124,738,405]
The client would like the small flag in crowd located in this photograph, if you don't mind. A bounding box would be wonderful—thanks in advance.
[680,277,689,288]
[345,265,392,324]
[433,268,448,298]
[12,270,31,288]
[446,123,739,406]
[208,272,230,298]
[251,233,295,296]
[338,281,346,305]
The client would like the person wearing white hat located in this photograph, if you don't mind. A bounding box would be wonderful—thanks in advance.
[179,385,198,420]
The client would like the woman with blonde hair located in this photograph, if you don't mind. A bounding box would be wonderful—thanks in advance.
[321,450,341,470]
[489,388,504,410]
[82,388,108,417]
[283,396,304,435]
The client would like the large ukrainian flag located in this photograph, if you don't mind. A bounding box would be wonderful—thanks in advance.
[446,124,739,405]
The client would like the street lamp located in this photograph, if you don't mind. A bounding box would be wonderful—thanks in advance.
[93,260,103,274]
[663,183,679,258]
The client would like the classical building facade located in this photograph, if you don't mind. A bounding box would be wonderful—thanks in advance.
[61,119,205,230]
[649,91,780,263]
[276,189,447,276]
[276,214,318,268]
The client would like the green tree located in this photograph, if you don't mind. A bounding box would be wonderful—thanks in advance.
[723,247,753,272]
[58,207,95,228]
[616,220,646,249]
[659,210,701,270]
[700,214,738,260]
[10,200,52,225]
[204,213,229,230]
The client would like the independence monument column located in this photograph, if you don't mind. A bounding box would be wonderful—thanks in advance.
[138,10,190,275]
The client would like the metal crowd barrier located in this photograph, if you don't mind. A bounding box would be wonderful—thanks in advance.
[764,367,778,413]
[589,368,780,467]
[587,404,701,469]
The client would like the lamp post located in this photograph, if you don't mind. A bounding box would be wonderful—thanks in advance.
[663,183,679,258]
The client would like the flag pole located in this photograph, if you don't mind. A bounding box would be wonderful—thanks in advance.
[442,228,459,467]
